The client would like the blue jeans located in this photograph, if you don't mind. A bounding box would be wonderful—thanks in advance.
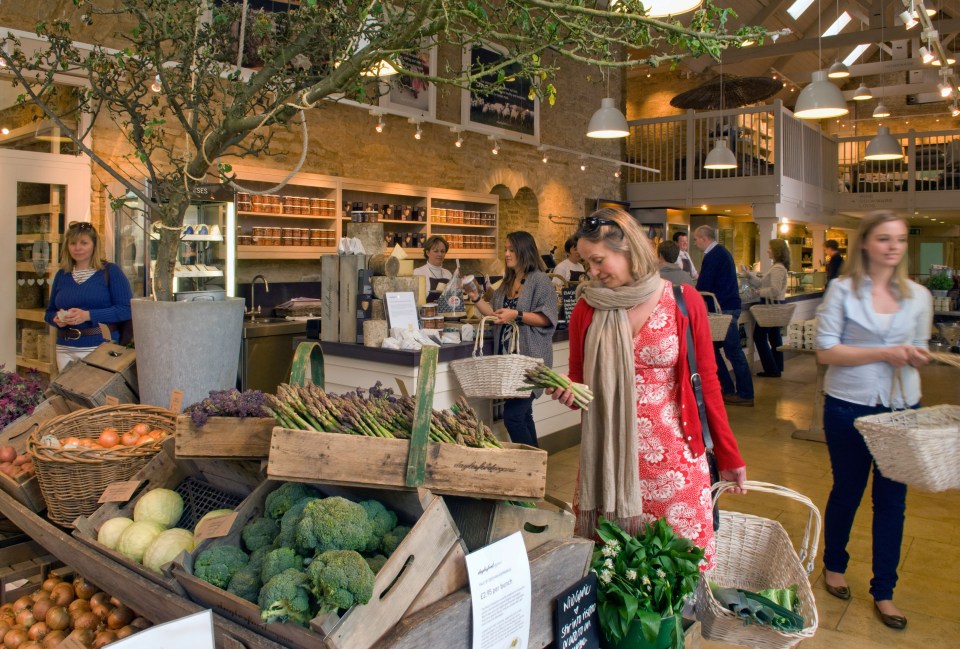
[713,310,754,399]
[752,324,784,375]
[503,395,538,447]
[823,395,912,601]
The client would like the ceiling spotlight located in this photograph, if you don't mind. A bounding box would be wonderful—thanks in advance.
[932,56,956,66]
[741,39,755,47]
[920,46,935,64]
[579,160,587,171]
[0,127,8,135]
[538,147,548,163]
[413,123,422,140]
[454,135,463,148]
[491,138,500,155]
[853,84,873,101]
[873,102,891,118]
[614,168,622,178]
[940,82,953,98]
[952,103,960,117]
[779,221,790,233]
[373,113,385,133]
[827,60,850,79]
[900,10,918,29]
[150,74,162,93]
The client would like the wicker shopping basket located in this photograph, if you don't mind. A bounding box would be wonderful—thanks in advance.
[750,301,796,328]
[28,404,174,527]
[450,316,540,399]
[854,404,960,492]
[699,292,733,342]
[695,481,821,649]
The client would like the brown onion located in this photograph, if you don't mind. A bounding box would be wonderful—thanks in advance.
[72,611,99,632]
[87,594,108,612]
[15,610,36,629]
[0,622,10,639]
[72,580,98,602]
[107,598,119,609]
[40,630,65,648]
[65,629,92,648]
[48,585,72,608]
[128,617,150,630]
[66,600,89,617]
[40,579,60,594]
[28,591,45,603]
[3,627,27,649]
[91,630,115,649]
[11,597,32,614]
[89,604,110,622]
[30,600,52,624]
[43,608,68,633]
[105,606,132,631]
[26,623,47,642]
[114,626,135,639]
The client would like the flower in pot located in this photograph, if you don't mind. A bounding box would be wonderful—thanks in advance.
[592,518,704,649]
[927,274,954,295]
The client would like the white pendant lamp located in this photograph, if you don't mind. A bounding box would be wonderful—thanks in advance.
[795,70,849,119]
[873,102,891,118]
[853,84,873,100]
[864,127,903,160]
[704,138,737,169]
[827,60,850,78]
[587,98,630,138]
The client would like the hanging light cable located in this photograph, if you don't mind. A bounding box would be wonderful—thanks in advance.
[704,62,737,170]
[827,0,850,78]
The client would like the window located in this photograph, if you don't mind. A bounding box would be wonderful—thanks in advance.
[823,11,852,38]
[787,0,816,21]
[843,44,871,67]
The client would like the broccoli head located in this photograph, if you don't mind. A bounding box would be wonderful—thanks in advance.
[276,496,317,548]
[226,563,262,603]
[306,550,376,613]
[380,525,411,556]
[359,500,398,553]
[194,544,249,589]
[295,497,372,554]
[258,569,314,626]
[365,554,388,575]
[242,516,280,553]
[265,482,321,519]
[261,546,305,584]
[248,545,270,573]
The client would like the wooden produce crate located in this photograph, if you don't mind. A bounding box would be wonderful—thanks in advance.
[172,479,466,649]
[0,395,77,513]
[443,494,575,552]
[175,416,276,460]
[268,428,548,500]
[83,342,138,397]
[50,358,136,407]
[72,439,261,595]
[0,539,63,604]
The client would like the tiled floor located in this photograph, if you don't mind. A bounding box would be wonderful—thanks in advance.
[544,354,959,649]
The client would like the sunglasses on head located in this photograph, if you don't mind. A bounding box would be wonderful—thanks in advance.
[579,216,620,234]
[68,221,94,232]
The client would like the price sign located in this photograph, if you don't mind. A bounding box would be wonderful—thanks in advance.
[554,573,600,649]
[194,511,238,543]
[98,480,143,504]
[561,287,579,321]
[104,395,120,406]
[168,389,184,414]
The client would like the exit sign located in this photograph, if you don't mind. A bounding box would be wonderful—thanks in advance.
[909,227,922,235]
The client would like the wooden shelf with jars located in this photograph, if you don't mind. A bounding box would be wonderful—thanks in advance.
[427,188,498,259]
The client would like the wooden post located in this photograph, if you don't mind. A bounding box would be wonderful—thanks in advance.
[320,255,340,342]
[405,346,438,487]
[338,255,366,344]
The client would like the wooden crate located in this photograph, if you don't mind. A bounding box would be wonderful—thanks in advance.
[50,359,136,407]
[268,427,548,500]
[0,539,63,603]
[443,494,575,552]
[83,342,138,397]
[172,479,465,649]
[72,439,261,595]
[175,416,276,459]
[0,395,77,513]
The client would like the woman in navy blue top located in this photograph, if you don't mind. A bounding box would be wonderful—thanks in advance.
[45,222,133,370]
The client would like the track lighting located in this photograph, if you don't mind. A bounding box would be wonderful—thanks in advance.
[920,46,935,64]
[455,135,463,147]
[932,56,956,66]
[900,10,918,29]
[150,74,162,93]
[490,137,500,155]
[413,122,422,140]
[613,168,621,178]
[579,159,587,171]
[1,127,8,135]
[375,116,384,133]
[538,146,548,163]
[940,82,954,98]
[952,103,960,117]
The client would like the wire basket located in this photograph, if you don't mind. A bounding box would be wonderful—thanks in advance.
[699,292,733,342]
[450,316,541,399]
[695,481,821,649]
[28,404,174,527]
[854,404,960,492]
[751,301,796,328]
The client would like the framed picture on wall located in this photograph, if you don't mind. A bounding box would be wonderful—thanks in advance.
[379,43,437,119]
[461,42,539,143]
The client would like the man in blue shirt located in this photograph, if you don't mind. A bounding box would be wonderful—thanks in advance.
[694,226,754,406]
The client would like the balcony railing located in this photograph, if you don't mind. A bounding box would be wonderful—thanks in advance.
[838,130,960,194]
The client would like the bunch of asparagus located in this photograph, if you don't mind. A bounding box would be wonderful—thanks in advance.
[520,363,594,410]
[264,383,502,448]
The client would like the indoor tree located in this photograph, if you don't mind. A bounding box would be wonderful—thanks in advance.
[1,0,770,301]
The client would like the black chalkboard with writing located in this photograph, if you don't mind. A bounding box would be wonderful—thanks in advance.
[554,572,601,649]
[561,287,579,322]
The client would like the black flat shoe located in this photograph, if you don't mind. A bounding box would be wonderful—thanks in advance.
[824,582,851,600]
[874,602,907,630]
[756,371,781,378]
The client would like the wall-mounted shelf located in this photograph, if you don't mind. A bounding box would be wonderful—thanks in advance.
[237,245,336,260]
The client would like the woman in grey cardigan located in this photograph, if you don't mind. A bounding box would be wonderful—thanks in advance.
[742,238,790,377]
[463,231,558,446]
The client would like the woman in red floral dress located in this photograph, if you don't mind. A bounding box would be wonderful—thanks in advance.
[551,208,746,569]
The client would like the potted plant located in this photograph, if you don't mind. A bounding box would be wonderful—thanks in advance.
[927,274,954,297]
[592,518,704,649]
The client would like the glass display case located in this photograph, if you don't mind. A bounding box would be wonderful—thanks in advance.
[113,183,235,298]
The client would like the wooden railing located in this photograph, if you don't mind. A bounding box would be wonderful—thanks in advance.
[837,129,960,194]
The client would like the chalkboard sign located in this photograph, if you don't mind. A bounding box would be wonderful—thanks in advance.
[554,572,600,649]
[561,287,579,322]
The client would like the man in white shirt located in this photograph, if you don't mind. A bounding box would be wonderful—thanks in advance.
[673,231,698,279]
[552,237,584,286]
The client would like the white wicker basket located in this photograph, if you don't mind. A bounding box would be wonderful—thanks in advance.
[450,316,540,399]
[699,292,733,342]
[854,404,960,492]
[751,302,796,328]
[695,481,821,649]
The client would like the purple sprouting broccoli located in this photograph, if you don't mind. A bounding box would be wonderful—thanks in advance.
[183,388,269,427]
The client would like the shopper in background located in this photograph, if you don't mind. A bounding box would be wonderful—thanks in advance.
[45,222,133,371]
[816,211,931,631]
[552,236,584,286]
[824,239,844,286]
[742,239,790,378]
[673,231,698,279]
[463,231,557,447]
[550,208,746,569]
[657,240,694,286]
[413,235,453,283]
[694,225,754,406]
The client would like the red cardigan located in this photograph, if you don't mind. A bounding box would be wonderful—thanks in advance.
[568,284,745,471]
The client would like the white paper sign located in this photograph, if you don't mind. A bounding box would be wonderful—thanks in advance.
[106,610,215,649]
[465,532,532,649]
[385,291,420,331]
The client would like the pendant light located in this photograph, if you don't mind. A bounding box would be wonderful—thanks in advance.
[864,126,903,160]
[826,0,850,78]
[853,83,873,100]
[587,98,630,138]
[873,102,891,118]
[704,66,736,170]
[794,0,849,119]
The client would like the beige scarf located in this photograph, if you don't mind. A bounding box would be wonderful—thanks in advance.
[576,274,663,538]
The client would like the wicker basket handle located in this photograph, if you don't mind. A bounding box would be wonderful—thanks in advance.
[698,291,722,313]
[472,315,520,359]
[712,480,822,575]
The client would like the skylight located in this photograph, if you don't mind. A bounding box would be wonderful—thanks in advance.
[787,0,815,21]
[823,11,852,37]
[843,44,871,67]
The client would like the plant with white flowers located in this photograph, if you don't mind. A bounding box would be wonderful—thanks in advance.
[591,517,704,648]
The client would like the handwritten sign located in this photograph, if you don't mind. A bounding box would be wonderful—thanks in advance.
[554,573,600,649]
[104,395,120,406]
[561,287,579,322]
[168,389,184,414]
[194,511,238,543]
[465,532,531,649]
[98,480,143,504]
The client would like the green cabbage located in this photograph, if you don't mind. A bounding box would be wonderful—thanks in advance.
[97,517,134,550]
[143,528,196,574]
[134,488,184,529]
[117,520,165,563]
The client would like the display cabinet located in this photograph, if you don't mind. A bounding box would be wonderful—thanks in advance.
[427,188,498,259]
[342,179,429,257]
